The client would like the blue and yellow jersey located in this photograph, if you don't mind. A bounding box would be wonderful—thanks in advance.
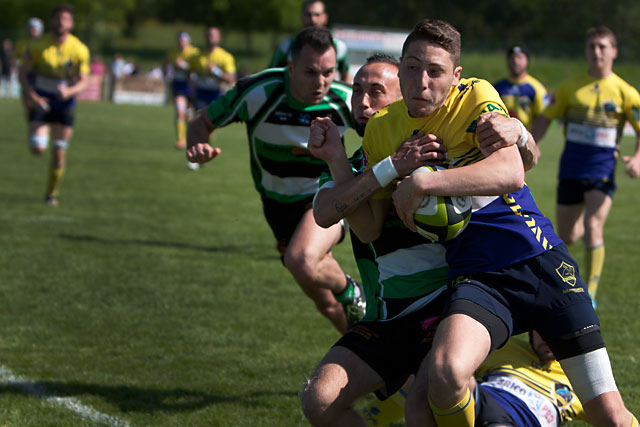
[494,74,548,130]
[543,72,640,180]
[363,77,563,277]
[26,33,89,108]
[12,37,40,63]
[477,337,587,426]
[190,46,236,78]
[166,44,200,82]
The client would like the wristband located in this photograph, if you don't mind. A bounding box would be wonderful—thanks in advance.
[371,156,399,187]
[211,66,223,77]
[512,118,528,148]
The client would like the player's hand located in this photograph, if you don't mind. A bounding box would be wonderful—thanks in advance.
[57,84,72,100]
[391,133,447,176]
[621,154,640,178]
[186,143,221,163]
[28,91,50,111]
[308,117,343,163]
[477,112,521,156]
[392,173,428,232]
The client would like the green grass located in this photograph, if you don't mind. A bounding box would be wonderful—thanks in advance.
[0,97,639,425]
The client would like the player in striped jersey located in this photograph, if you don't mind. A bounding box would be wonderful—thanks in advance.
[493,45,548,130]
[383,20,636,427]
[19,4,89,206]
[186,27,363,334]
[532,27,640,307]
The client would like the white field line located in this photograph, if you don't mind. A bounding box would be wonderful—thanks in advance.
[0,365,130,427]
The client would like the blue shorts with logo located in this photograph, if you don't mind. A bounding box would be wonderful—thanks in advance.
[446,244,599,348]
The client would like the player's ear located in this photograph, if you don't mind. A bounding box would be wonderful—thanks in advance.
[452,66,462,86]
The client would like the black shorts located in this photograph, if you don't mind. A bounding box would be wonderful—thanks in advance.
[557,178,616,205]
[445,244,599,353]
[333,293,446,400]
[29,104,75,126]
[261,196,314,256]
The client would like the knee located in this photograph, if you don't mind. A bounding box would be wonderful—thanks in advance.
[428,349,471,396]
[559,227,582,245]
[300,378,336,426]
[29,134,49,155]
[284,247,315,281]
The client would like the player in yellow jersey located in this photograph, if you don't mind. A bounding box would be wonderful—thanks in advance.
[494,45,548,130]
[361,331,590,426]
[164,31,200,150]
[19,3,89,206]
[190,26,236,111]
[532,27,640,308]
[353,19,636,427]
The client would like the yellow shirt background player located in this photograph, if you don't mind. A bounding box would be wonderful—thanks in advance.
[532,26,640,308]
[164,31,200,150]
[20,4,89,206]
[493,45,548,130]
[364,77,509,199]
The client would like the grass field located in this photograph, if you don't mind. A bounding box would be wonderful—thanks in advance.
[0,97,639,425]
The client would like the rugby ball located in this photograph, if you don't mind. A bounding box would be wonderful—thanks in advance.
[411,166,472,242]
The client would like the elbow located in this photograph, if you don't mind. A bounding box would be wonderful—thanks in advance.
[509,168,526,191]
[352,226,381,244]
[313,209,337,229]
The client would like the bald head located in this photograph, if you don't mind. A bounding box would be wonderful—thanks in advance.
[351,57,401,136]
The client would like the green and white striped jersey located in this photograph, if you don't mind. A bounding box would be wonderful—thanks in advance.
[317,148,449,322]
[207,67,352,203]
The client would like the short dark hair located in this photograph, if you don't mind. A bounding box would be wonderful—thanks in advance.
[402,19,461,66]
[302,0,325,12]
[290,27,335,63]
[586,26,617,48]
[365,53,400,68]
[52,3,74,16]
[507,44,529,58]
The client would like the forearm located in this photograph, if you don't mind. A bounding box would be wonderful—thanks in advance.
[417,145,525,196]
[314,165,383,229]
[67,74,89,97]
[187,109,215,148]
[519,132,540,171]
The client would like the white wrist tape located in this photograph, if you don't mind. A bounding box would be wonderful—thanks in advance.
[371,156,398,187]
[512,118,528,148]
[211,66,223,77]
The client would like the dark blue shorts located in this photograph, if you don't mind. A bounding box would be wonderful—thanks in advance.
[446,244,599,348]
[194,88,222,110]
[29,91,76,126]
[557,178,616,205]
[171,80,193,98]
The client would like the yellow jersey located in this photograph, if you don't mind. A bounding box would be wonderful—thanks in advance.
[494,74,548,129]
[363,77,509,199]
[28,33,89,82]
[166,44,200,82]
[190,46,236,77]
[477,337,587,424]
[542,72,640,180]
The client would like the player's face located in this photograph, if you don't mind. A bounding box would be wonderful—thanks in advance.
[351,62,401,137]
[178,36,189,50]
[207,28,221,48]
[51,11,73,38]
[302,1,328,28]
[29,26,41,39]
[288,45,336,105]
[586,36,617,75]
[507,52,528,78]
[399,40,462,118]
[531,331,555,362]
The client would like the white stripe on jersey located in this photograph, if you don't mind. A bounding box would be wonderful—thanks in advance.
[377,243,447,282]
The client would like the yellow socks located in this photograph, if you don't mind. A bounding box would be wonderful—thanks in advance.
[429,387,474,427]
[176,118,187,143]
[361,390,406,426]
[46,166,65,197]
[630,415,638,427]
[584,244,605,299]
